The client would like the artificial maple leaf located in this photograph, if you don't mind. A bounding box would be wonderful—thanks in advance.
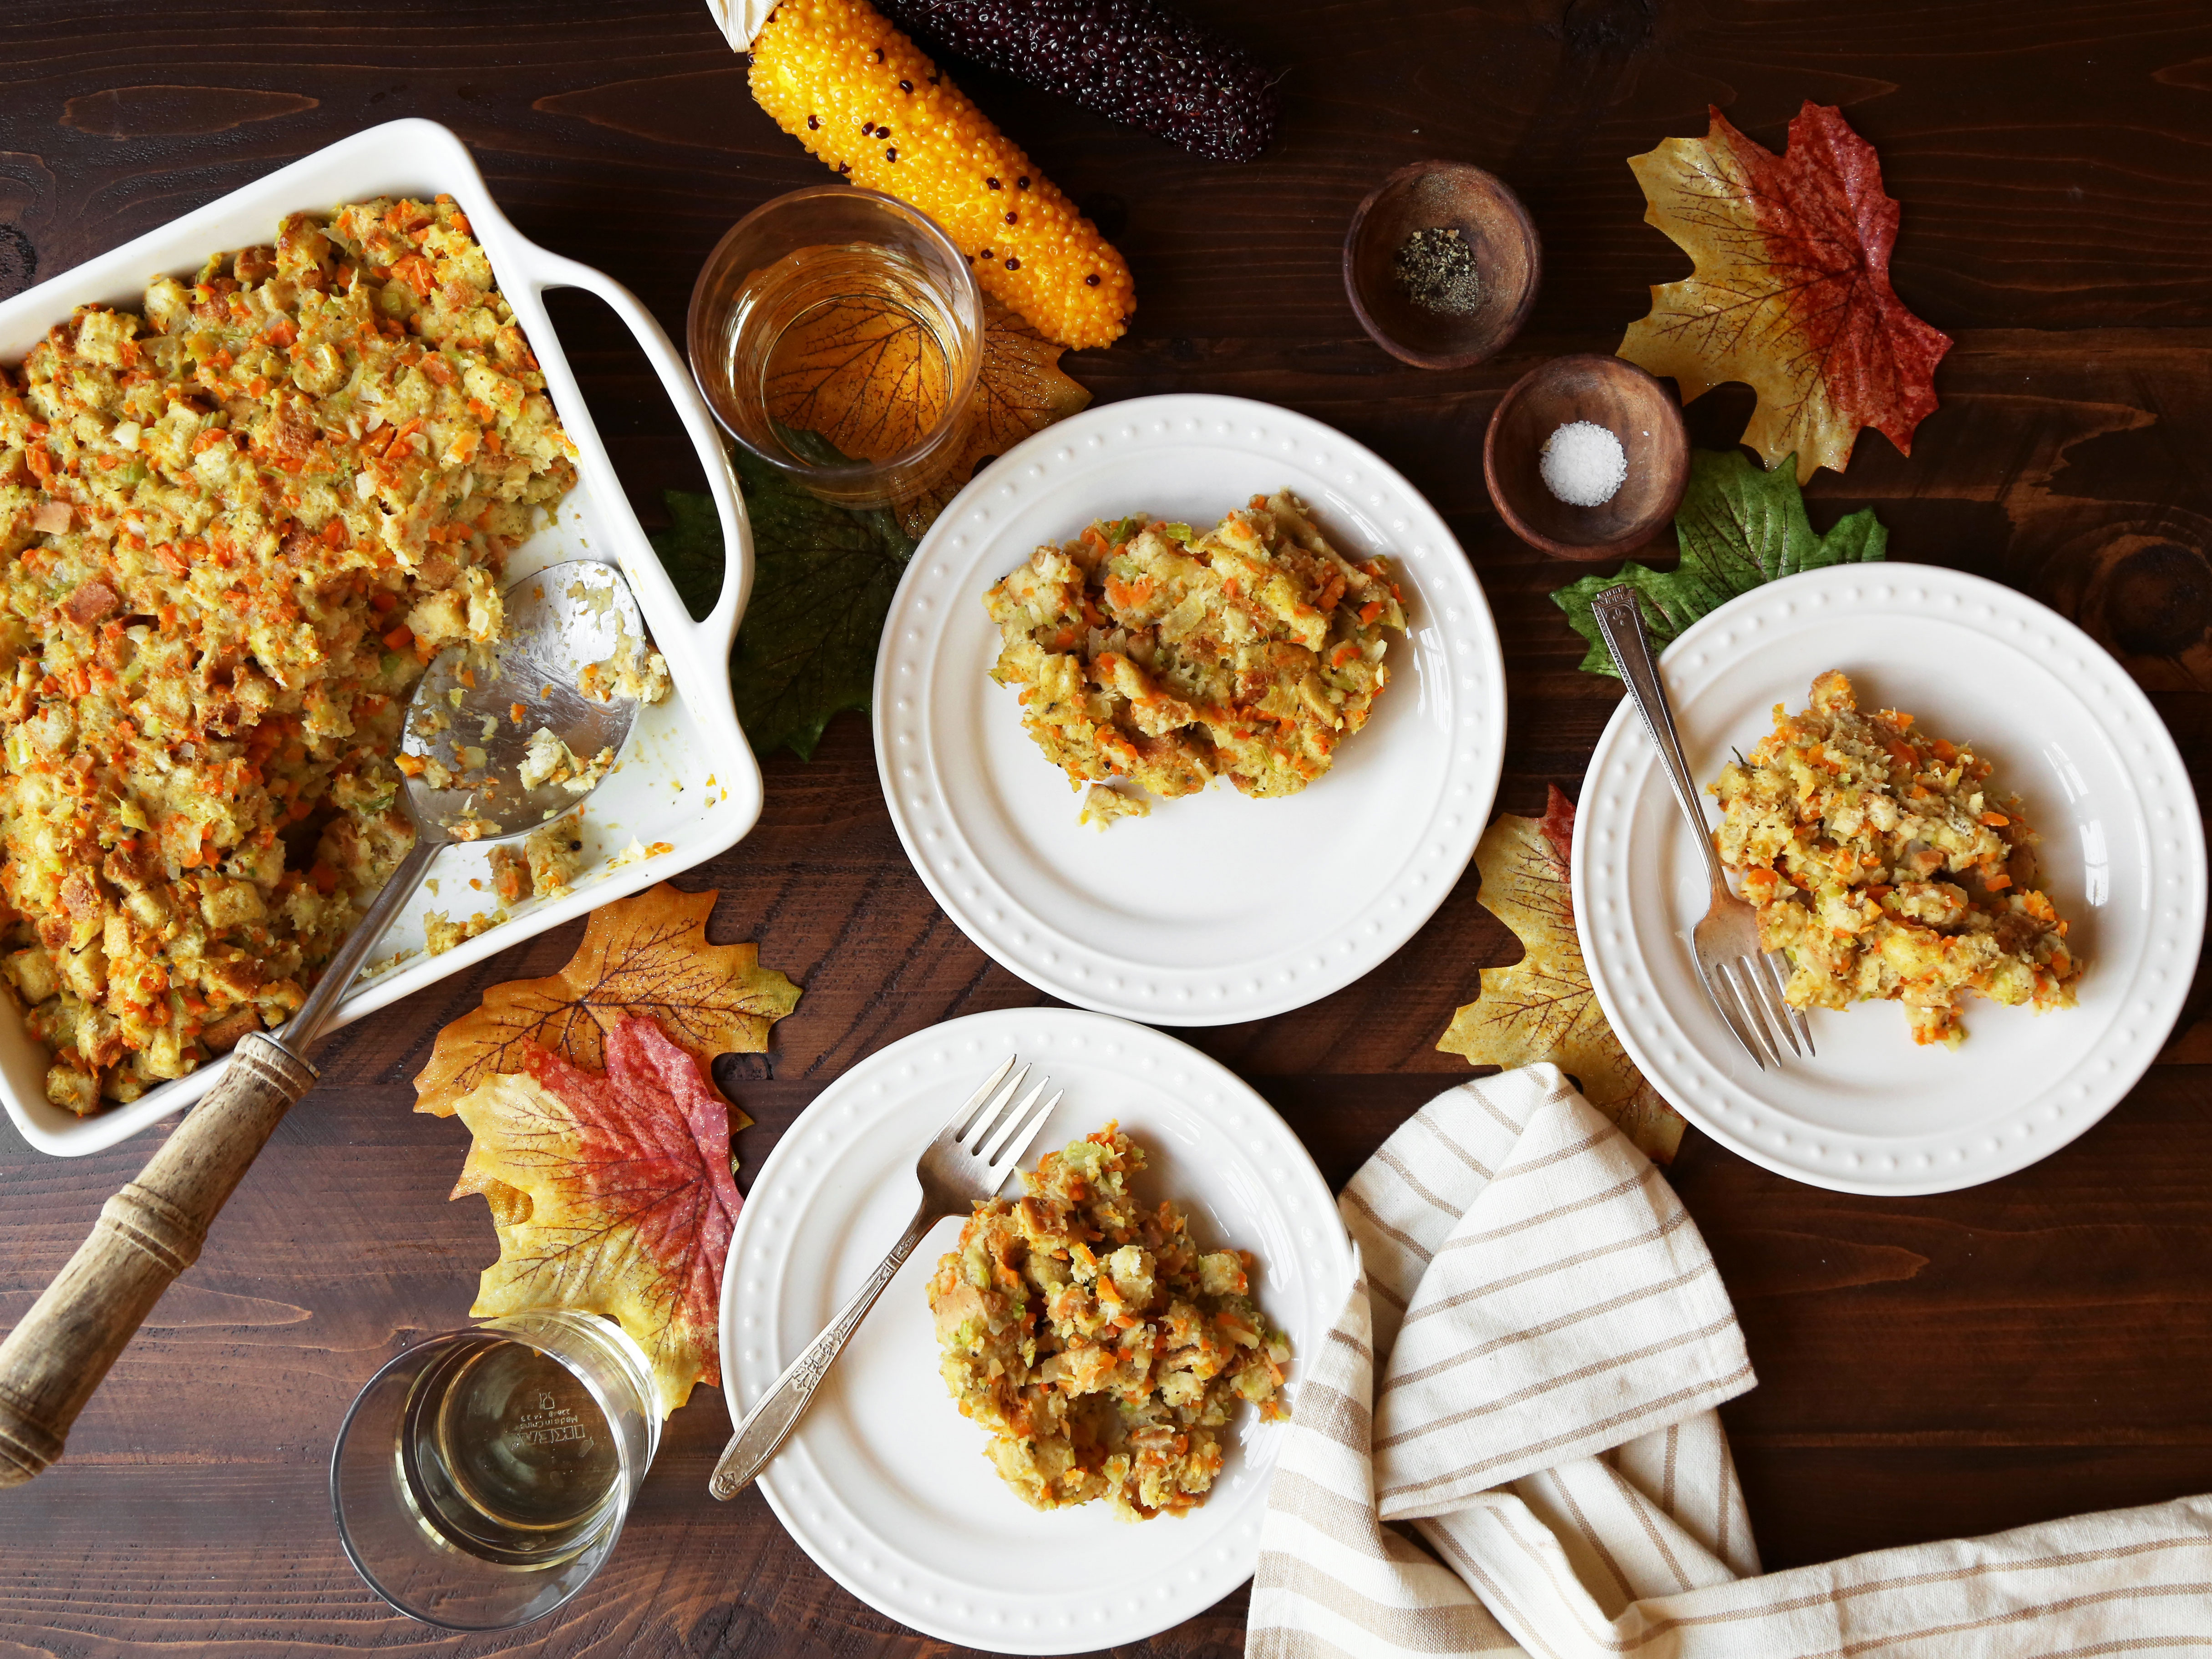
[1438,786,1686,1163]
[647,303,1086,760]
[1551,447,1886,677]
[891,296,1092,539]
[755,291,1089,537]
[454,1016,741,1413]
[761,287,949,466]
[1618,101,1953,483]
[415,883,800,1118]
[654,454,918,761]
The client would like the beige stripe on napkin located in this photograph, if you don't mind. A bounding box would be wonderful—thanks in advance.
[1250,1065,2212,1659]
[1352,1068,1751,1522]
[1251,1066,1756,1658]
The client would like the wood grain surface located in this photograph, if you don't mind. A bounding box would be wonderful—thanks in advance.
[1,0,2209,1653]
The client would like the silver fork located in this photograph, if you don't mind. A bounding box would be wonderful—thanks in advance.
[1591,586,1814,1069]
[708,1054,1062,1500]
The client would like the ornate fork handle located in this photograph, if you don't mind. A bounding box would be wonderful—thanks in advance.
[709,1196,940,1501]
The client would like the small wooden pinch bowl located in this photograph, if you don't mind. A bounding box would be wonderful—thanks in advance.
[1483,354,1690,561]
[1344,161,1540,370]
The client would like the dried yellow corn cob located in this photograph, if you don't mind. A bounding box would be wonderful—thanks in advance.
[749,0,1134,350]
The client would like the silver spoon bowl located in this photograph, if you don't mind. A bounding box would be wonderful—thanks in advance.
[283,557,651,1047]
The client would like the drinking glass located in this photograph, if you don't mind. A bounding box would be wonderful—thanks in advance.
[687,186,984,508]
[330,1309,659,1631]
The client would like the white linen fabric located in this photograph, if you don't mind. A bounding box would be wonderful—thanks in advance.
[1248,1065,2212,1658]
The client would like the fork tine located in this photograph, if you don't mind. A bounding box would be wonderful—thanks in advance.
[1762,954,1816,1056]
[1752,955,1805,1057]
[988,1087,1063,1184]
[978,1076,1050,1164]
[1724,959,1786,1067]
[948,1060,1027,1146]
[1698,959,1767,1068]
[940,1055,1016,1131]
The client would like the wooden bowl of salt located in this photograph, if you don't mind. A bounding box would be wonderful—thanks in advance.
[1483,354,1690,561]
[1344,161,1541,370]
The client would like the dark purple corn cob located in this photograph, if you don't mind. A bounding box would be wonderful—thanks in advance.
[873,0,1280,162]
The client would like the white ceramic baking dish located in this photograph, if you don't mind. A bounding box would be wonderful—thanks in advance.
[0,118,758,1156]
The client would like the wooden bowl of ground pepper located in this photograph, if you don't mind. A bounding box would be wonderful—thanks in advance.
[1343,161,1541,370]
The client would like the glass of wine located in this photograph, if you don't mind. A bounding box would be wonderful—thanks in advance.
[330,1309,659,1630]
[687,185,985,509]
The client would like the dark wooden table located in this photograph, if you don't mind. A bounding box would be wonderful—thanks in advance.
[2,1,2208,1653]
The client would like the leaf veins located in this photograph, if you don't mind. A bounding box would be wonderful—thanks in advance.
[1618,101,1952,482]
[1437,786,1686,1163]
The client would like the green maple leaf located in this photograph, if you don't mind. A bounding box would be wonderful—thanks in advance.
[650,443,916,761]
[1552,448,1887,677]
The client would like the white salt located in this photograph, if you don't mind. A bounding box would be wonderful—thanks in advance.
[1539,420,1629,507]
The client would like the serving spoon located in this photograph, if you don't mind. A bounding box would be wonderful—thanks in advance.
[0,558,654,1486]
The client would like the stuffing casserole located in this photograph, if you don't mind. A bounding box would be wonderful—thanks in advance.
[928,1123,1290,1519]
[1712,670,2084,1047]
[984,492,1406,822]
[0,196,577,1112]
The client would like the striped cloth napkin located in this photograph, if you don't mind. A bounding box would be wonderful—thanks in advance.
[1248,1065,2212,1657]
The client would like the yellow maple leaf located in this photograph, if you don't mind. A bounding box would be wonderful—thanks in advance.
[1437,788,1686,1163]
[1617,102,1952,484]
[415,882,801,1120]
[456,1018,743,1414]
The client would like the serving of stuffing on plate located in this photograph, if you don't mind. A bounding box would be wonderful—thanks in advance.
[927,1122,1290,1520]
[0,196,578,1112]
[1712,670,2084,1047]
[983,491,1405,825]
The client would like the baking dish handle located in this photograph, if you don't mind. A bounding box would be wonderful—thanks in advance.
[522,246,751,651]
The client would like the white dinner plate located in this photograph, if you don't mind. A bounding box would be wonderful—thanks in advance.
[1575,563,2206,1196]
[874,394,1506,1025]
[719,1006,1354,1654]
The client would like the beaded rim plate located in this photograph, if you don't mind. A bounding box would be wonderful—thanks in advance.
[1574,563,2207,1196]
[719,1007,1354,1654]
[873,394,1506,1025]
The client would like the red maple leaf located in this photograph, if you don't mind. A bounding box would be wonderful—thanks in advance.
[453,1014,743,1413]
[1620,101,1953,482]
[1536,782,1577,878]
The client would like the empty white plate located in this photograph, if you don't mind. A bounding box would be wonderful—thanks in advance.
[719,1006,1353,1654]
[1574,563,2206,1195]
[874,394,1506,1025]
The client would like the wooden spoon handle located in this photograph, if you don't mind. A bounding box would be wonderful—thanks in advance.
[0,1033,317,1486]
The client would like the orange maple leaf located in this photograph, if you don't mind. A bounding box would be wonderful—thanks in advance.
[751,287,1089,540]
[890,297,1092,538]
[1438,786,1686,1163]
[1618,101,1953,483]
[455,1017,741,1414]
[415,883,801,1120]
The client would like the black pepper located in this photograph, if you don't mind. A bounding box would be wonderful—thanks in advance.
[1391,226,1485,316]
